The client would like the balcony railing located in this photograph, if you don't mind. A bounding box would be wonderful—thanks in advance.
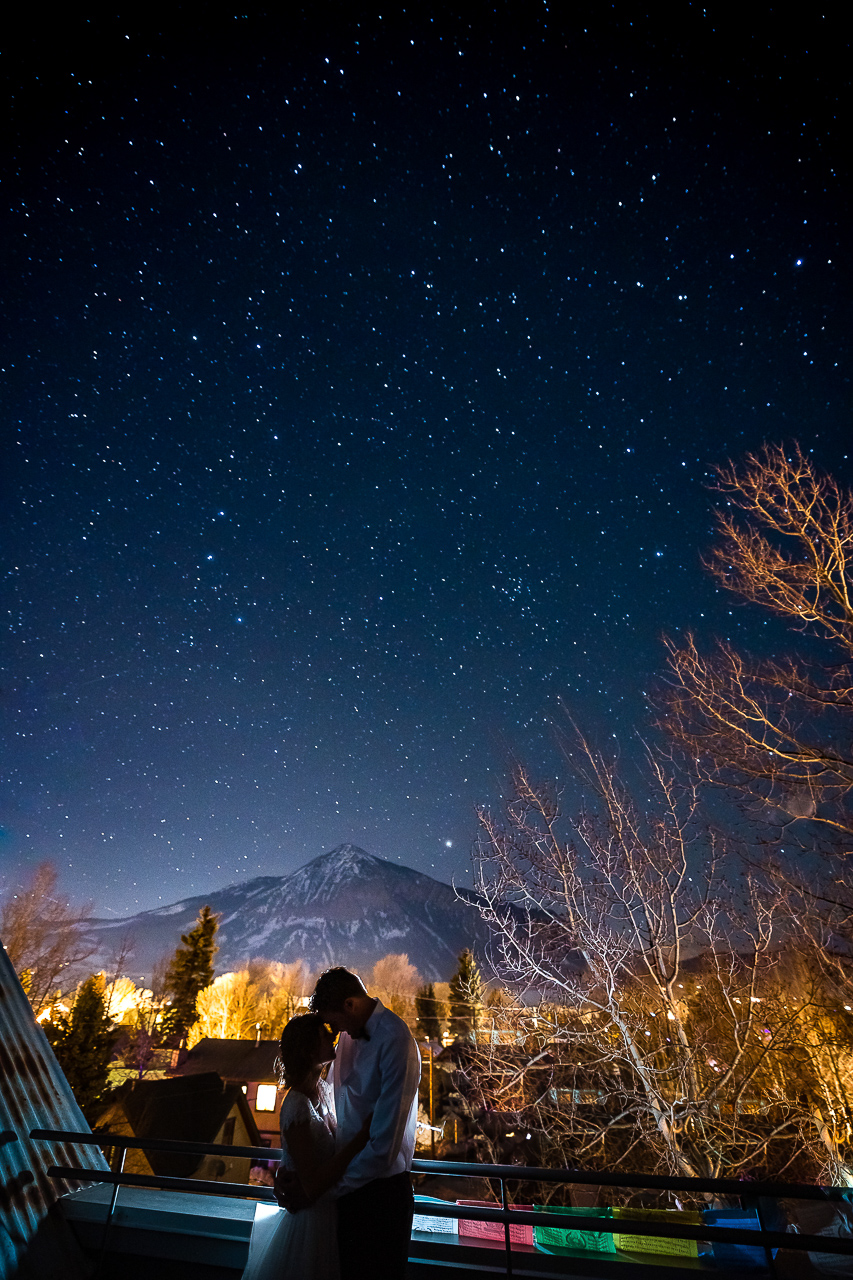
[30,1126,853,1278]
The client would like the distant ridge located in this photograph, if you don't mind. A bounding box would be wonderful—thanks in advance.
[84,844,495,981]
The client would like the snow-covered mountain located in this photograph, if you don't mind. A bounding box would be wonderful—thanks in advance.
[85,844,495,982]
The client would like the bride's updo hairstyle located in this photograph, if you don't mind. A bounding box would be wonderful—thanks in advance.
[276,1012,326,1089]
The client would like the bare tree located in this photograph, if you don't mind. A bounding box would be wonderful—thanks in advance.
[470,738,846,1183]
[188,958,313,1045]
[662,443,853,852]
[116,992,172,1080]
[109,961,176,1080]
[370,953,422,1025]
[0,861,94,1015]
[190,970,263,1044]
[248,958,313,1036]
[765,876,853,1183]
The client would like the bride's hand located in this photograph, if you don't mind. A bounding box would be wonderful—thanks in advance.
[275,1167,309,1212]
[354,1112,373,1152]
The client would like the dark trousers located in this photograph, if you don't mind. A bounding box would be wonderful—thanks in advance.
[337,1171,414,1280]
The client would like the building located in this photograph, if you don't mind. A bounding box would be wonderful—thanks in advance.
[95,1072,261,1184]
[169,1036,283,1144]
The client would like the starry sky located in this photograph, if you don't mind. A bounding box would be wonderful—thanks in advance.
[2,5,849,917]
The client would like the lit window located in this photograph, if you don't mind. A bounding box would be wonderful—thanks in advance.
[256,1084,278,1112]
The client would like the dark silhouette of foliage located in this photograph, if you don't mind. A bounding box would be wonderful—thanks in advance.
[448,949,483,1041]
[415,981,445,1041]
[46,975,118,1116]
[162,905,219,1044]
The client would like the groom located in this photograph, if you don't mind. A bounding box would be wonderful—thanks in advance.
[284,966,422,1280]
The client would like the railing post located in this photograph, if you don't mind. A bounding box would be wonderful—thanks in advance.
[742,1192,778,1278]
[95,1147,126,1279]
[500,1176,513,1278]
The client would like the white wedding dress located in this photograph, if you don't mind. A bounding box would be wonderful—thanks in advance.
[243,1085,340,1280]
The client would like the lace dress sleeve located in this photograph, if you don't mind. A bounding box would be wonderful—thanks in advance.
[280,1088,313,1133]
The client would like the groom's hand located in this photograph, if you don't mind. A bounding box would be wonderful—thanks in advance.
[274,1166,309,1212]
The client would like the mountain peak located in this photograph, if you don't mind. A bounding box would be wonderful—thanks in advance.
[288,844,389,903]
[321,843,383,868]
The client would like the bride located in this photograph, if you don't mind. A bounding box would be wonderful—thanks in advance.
[243,1013,371,1280]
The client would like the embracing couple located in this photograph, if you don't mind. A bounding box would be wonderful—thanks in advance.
[243,966,422,1280]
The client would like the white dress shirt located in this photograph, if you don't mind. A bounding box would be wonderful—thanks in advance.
[329,998,421,1195]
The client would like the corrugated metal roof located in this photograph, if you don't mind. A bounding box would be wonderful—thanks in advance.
[0,938,108,1279]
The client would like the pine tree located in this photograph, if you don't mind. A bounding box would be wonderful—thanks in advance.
[163,905,219,1044]
[415,982,445,1041]
[448,949,483,1041]
[46,975,118,1115]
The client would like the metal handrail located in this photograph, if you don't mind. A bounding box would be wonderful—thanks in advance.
[31,1127,853,1276]
[412,1156,853,1203]
[32,1126,281,1162]
[34,1127,853,1202]
[48,1164,277,1200]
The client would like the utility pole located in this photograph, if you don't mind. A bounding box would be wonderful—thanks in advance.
[428,1043,435,1159]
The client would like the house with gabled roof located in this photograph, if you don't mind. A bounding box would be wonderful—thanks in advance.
[169,1036,283,1144]
[94,1072,260,1183]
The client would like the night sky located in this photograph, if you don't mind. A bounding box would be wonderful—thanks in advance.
[2,6,848,917]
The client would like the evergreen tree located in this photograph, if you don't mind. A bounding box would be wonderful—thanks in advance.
[448,949,483,1041]
[163,905,219,1044]
[46,975,118,1115]
[415,982,445,1042]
